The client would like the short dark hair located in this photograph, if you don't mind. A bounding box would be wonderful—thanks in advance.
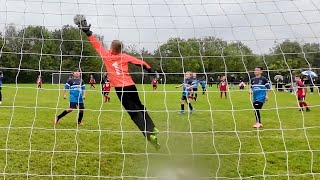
[255,66,263,70]
[295,75,302,79]
[73,68,81,72]
[111,40,123,54]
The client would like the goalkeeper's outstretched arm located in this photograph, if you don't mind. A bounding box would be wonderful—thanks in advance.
[74,15,157,75]
[87,36,111,58]
[73,15,111,58]
[124,54,157,75]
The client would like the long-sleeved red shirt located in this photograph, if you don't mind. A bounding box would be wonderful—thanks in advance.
[88,35,151,87]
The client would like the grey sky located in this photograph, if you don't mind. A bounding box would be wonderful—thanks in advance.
[0,0,320,53]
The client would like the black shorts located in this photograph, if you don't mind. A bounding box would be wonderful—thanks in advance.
[298,97,305,101]
[253,101,264,109]
[153,85,157,88]
[181,96,187,101]
[70,102,85,109]
[0,87,2,91]
[103,91,110,96]
[193,88,198,92]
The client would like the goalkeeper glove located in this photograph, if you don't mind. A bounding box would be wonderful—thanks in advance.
[79,20,92,36]
[74,15,92,36]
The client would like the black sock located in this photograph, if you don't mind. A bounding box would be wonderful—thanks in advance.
[254,110,261,123]
[195,93,198,99]
[188,103,193,110]
[257,110,261,123]
[181,104,184,111]
[78,111,84,124]
[253,102,263,123]
[57,110,69,120]
[0,91,2,101]
[129,109,155,139]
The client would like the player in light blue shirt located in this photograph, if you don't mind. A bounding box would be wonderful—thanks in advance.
[250,67,270,128]
[0,71,3,104]
[191,73,199,101]
[176,71,194,114]
[64,77,86,104]
[200,79,207,95]
[55,68,86,125]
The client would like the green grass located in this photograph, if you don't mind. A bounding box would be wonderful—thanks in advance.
[1,84,320,179]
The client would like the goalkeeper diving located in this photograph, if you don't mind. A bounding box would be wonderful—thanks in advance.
[74,15,160,150]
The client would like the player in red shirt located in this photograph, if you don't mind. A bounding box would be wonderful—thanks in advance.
[220,76,228,99]
[89,75,96,89]
[37,75,42,89]
[151,78,158,91]
[75,16,160,149]
[295,76,310,112]
[102,78,111,102]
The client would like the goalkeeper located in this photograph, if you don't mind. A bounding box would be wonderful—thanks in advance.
[74,15,160,150]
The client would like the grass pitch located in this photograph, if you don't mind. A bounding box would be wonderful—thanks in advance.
[0,84,320,179]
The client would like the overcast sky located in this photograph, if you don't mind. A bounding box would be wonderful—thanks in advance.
[0,0,320,54]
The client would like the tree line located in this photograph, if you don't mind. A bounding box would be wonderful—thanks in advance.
[0,24,319,84]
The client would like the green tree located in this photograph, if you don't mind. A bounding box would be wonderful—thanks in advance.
[2,24,319,84]
[267,40,309,71]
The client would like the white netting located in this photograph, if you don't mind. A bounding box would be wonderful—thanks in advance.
[0,0,320,179]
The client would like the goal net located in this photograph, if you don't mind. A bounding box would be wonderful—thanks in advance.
[51,72,105,84]
[0,0,320,179]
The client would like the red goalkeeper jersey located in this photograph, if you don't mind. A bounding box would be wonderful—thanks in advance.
[88,35,151,87]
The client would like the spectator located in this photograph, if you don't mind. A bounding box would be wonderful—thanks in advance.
[229,74,236,89]
[216,76,221,88]
[239,76,243,82]
[208,76,214,87]
[309,77,316,94]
